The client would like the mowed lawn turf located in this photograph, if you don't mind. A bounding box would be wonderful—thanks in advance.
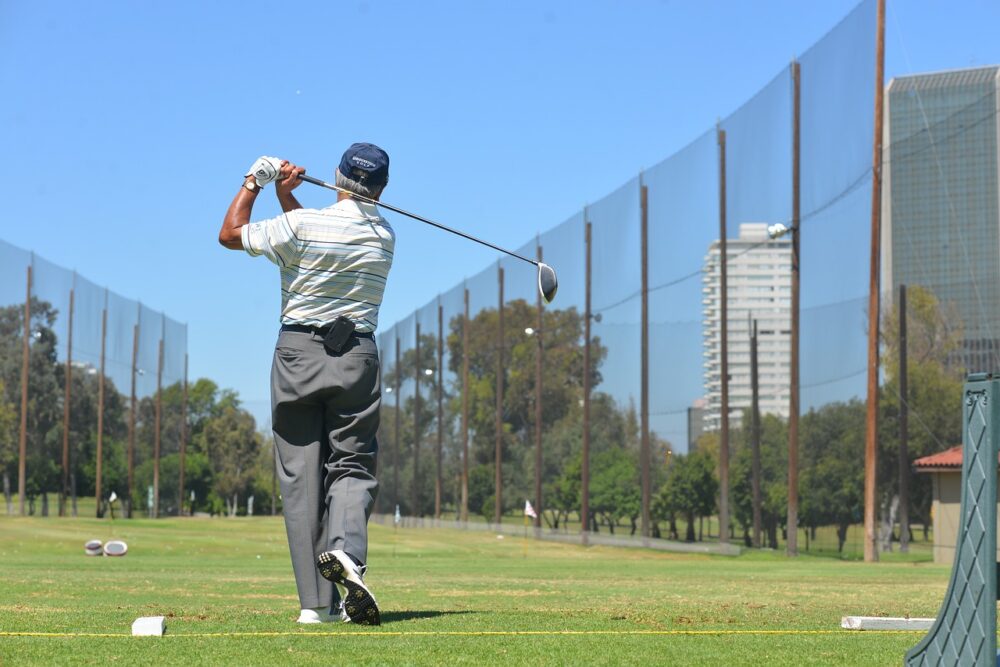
[0,516,955,665]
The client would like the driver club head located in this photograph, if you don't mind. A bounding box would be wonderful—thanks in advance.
[538,263,558,304]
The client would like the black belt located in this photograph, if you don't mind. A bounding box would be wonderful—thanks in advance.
[281,323,375,339]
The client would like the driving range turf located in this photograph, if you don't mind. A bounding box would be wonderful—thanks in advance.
[0,516,956,665]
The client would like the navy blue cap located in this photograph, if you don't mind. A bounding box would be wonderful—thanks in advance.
[338,142,390,188]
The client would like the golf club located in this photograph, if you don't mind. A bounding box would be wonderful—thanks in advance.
[295,173,559,304]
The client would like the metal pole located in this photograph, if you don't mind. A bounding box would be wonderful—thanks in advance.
[95,290,107,517]
[414,321,421,517]
[127,310,139,519]
[495,265,504,526]
[750,318,762,549]
[788,59,801,557]
[179,352,188,516]
[60,285,75,517]
[18,263,31,516]
[394,335,401,512]
[534,243,544,530]
[153,322,164,519]
[436,301,444,520]
[864,0,886,564]
[461,288,470,522]
[717,126,730,544]
[640,181,651,539]
[898,284,910,553]
[583,217,592,543]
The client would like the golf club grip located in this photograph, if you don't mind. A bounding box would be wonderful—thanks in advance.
[297,174,538,267]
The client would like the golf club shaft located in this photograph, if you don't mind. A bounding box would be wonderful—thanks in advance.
[297,174,539,267]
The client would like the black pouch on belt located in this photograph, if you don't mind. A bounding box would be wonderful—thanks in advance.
[322,316,356,354]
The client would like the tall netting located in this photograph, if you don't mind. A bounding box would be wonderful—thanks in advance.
[0,240,186,517]
[438,282,466,519]
[375,319,398,514]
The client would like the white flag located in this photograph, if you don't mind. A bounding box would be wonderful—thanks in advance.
[524,500,537,519]
[394,505,401,524]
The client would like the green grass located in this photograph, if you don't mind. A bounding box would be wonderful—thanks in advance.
[0,516,956,665]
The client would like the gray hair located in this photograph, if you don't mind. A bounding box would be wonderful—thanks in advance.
[335,169,385,200]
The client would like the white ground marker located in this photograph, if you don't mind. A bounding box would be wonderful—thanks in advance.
[131,616,166,636]
[841,616,935,631]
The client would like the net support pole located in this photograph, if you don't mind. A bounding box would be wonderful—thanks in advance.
[788,59,801,557]
[95,290,107,517]
[127,308,139,519]
[583,218,592,545]
[717,126,730,545]
[534,243,544,530]
[494,265,504,526]
[461,288,470,522]
[899,284,910,552]
[864,0,886,564]
[179,352,188,516]
[18,263,31,516]
[414,321,422,517]
[751,319,763,549]
[640,180,651,540]
[436,300,444,520]
[394,335,401,512]
[153,321,164,519]
[60,285,75,517]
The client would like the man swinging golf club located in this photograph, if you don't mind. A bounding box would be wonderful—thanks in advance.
[218,143,393,625]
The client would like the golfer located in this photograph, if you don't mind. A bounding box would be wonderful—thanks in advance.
[218,143,394,626]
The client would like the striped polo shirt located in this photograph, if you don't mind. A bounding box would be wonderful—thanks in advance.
[241,199,395,333]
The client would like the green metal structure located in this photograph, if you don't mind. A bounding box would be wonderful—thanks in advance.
[906,373,999,666]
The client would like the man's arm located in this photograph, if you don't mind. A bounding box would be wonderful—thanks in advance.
[218,179,259,250]
[276,161,306,213]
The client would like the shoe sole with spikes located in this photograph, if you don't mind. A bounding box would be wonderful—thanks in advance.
[317,551,380,626]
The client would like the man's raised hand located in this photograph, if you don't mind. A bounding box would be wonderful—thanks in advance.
[245,156,282,188]
[276,160,305,197]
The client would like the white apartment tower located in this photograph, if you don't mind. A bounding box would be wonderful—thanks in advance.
[702,223,792,431]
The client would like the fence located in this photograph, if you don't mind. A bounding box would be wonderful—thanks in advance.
[0,241,188,518]
[374,0,940,553]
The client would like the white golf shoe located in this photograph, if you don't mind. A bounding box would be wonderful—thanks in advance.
[317,549,380,626]
[296,601,348,624]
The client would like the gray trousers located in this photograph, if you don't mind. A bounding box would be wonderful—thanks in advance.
[270,329,380,610]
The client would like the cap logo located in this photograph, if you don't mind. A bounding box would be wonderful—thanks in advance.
[352,156,377,169]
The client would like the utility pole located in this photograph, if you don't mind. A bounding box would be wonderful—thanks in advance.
[717,126,730,544]
[788,59,801,557]
[60,284,75,517]
[436,301,444,520]
[18,263,31,516]
[414,321,422,517]
[461,288,470,522]
[394,335,401,513]
[153,322,164,519]
[864,0,886,564]
[127,312,139,519]
[179,353,188,516]
[95,289,107,517]
[898,284,909,553]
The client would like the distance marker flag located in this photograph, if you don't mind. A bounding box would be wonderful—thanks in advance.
[524,500,537,519]
[394,505,401,524]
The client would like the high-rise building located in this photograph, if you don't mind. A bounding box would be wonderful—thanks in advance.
[702,223,792,431]
[882,66,1000,373]
[687,398,706,452]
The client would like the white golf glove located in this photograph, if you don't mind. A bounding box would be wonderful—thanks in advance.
[245,156,282,188]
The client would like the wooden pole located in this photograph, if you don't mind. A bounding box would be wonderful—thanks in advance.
[18,263,31,516]
[414,321,421,517]
[898,284,910,553]
[751,318,762,549]
[534,243,544,530]
[153,321,164,519]
[864,0,886,564]
[95,290,107,517]
[583,218,592,543]
[640,181,651,539]
[717,126,730,544]
[436,301,444,520]
[60,285,75,517]
[127,310,139,519]
[495,266,504,526]
[394,335,401,512]
[461,288,470,522]
[788,59,801,557]
[179,352,188,516]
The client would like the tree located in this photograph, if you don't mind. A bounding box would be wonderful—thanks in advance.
[197,391,261,516]
[659,451,717,542]
[590,447,640,534]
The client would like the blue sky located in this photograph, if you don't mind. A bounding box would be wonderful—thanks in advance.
[2,1,999,428]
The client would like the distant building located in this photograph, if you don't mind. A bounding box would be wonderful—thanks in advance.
[702,223,792,431]
[687,398,706,452]
[882,66,1000,373]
